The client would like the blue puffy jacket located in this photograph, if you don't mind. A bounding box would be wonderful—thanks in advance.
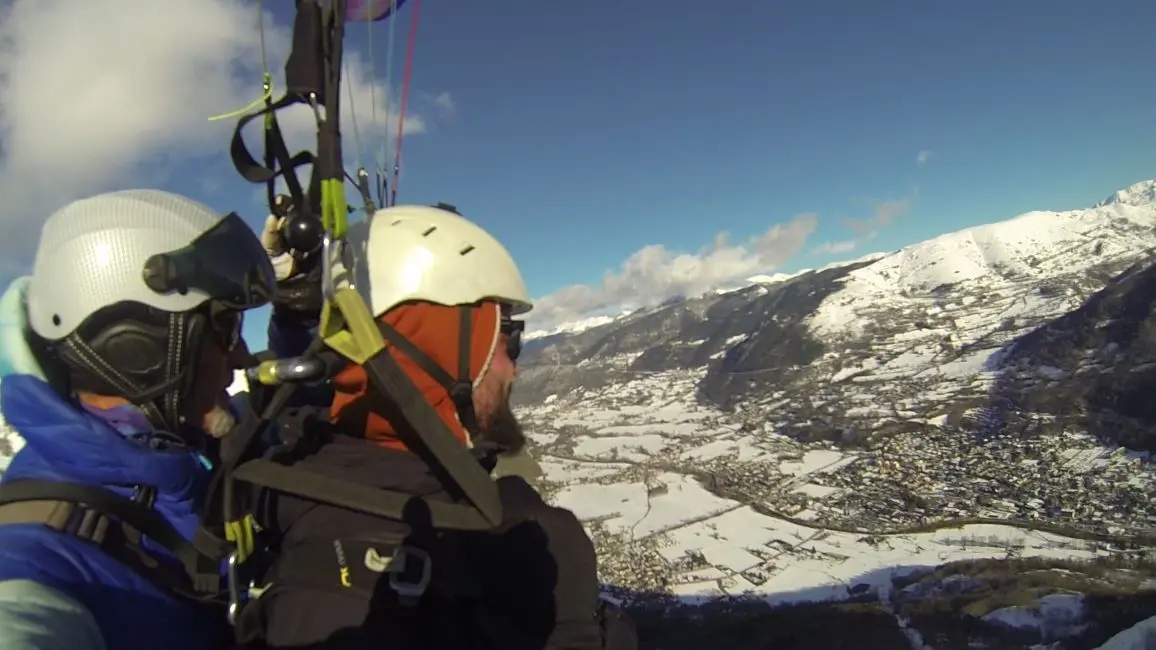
[0,269,323,650]
[0,374,226,650]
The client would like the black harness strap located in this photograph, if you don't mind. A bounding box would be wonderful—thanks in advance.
[361,327,502,526]
[231,459,493,530]
[374,307,479,434]
[227,307,503,531]
[0,480,229,599]
[199,337,330,550]
[229,0,331,225]
[229,100,316,213]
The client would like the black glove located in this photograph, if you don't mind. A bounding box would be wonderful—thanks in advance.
[261,211,324,327]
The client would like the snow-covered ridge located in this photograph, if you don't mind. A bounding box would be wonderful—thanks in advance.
[525,313,626,341]
[531,179,1156,342]
[530,252,893,340]
[809,182,1156,338]
[1096,178,1156,208]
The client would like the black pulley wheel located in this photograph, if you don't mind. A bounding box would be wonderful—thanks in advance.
[281,212,323,254]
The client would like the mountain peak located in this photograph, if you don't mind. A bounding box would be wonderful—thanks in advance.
[1096,179,1156,208]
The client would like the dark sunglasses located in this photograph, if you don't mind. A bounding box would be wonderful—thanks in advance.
[501,318,524,362]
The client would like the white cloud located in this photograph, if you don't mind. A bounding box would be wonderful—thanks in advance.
[0,0,444,273]
[811,239,857,255]
[527,213,818,330]
[432,91,455,116]
[916,149,932,166]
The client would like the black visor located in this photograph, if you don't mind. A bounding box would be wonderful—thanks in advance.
[142,212,276,310]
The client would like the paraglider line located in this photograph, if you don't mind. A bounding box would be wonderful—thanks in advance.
[390,0,420,206]
[363,0,379,195]
[345,58,365,175]
[378,0,399,208]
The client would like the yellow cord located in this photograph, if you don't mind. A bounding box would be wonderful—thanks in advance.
[209,0,272,122]
[208,72,273,122]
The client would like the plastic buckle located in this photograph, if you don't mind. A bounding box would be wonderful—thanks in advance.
[389,546,432,606]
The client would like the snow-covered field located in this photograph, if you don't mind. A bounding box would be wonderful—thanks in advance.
[517,368,1123,603]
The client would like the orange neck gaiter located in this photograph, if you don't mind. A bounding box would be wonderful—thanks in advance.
[329,301,500,452]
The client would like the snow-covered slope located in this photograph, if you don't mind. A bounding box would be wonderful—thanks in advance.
[525,313,625,341]
[810,192,1156,339]
[1097,178,1156,208]
[530,252,893,340]
[510,179,1156,644]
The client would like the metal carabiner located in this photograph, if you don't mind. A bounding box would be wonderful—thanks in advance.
[321,233,337,304]
[226,550,243,626]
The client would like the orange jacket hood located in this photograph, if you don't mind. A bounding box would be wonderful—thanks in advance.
[329,301,501,451]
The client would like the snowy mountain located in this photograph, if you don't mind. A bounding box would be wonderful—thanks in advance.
[3,180,1156,647]
[509,179,1156,647]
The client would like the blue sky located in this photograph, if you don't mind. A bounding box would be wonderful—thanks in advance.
[367,0,1156,281]
[2,0,1155,347]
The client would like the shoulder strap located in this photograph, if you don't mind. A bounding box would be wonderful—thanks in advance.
[221,329,502,533]
[232,459,495,531]
[0,479,229,600]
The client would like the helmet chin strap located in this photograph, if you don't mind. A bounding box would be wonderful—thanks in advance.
[375,305,482,438]
[54,311,208,442]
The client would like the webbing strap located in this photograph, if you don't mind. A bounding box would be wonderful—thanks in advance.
[225,311,502,531]
[0,480,228,597]
[231,459,493,530]
[362,342,502,526]
[199,337,332,564]
[228,98,316,212]
[229,0,332,223]
[375,309,480,436]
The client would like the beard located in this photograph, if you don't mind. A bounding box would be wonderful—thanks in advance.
[475,396,526,454]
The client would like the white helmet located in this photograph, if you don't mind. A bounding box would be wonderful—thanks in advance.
[28,190,274,340]
[347,203,533,317]
[25,189,275,432]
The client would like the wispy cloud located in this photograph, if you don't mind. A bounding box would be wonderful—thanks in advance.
[432,91,456,116]
[842,198,912,236]
[916,149,933,166]
[0,0,445,273]
[528,213,818,330]
[810,239,858,255]
[809,195,913,258]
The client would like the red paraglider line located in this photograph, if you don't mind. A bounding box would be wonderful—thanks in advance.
[390,0,420,206]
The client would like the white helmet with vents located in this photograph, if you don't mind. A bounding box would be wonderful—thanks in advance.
[347,203,533,317]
